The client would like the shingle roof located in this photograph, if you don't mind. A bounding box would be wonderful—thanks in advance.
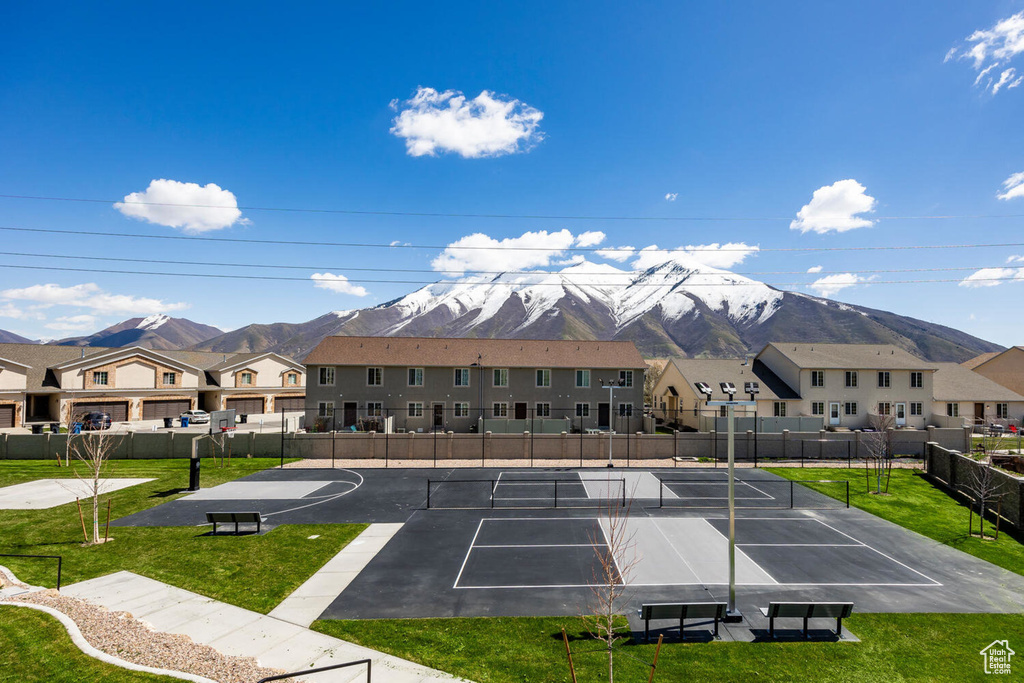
[932,362,1024,401]
[761,343,936,370]
[206,352,303,372]
[667,358,800,401]
[961,348,1021,370]
[302,337,647,369]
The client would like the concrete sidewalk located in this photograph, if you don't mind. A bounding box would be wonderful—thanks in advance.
[269,523,403,627]
[64,571,468,683]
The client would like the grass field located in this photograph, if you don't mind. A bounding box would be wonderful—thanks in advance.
[0,605,176,683]
[767,467,1024,577]
[0,458,366,613]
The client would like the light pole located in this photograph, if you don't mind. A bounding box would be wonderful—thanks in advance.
[599,378,623,468]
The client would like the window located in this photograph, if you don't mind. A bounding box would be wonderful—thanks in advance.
[773,402,787,417]
[877,402,892,416]
[318,367,335,385]
[454,368,470,386]
[240,372,253,385]
[492,402,508,418]
[454,402,470,418]
[536,402,551,418]
[367,402,383,417]
[536,369,551,387]
[910,402,923,416]
[811,401,825,416]
[367,367,383,386]
[92,371,108,386]
[407,402,423,418]
[576,369,590,388]
[878,371,890,388]
[845,371,858,388]
[910,371,923,388]
[162,372,176,385]
[619,370,634,387]
[619,403,633,417]
[997,403,1009,419]
[317,401,334,417]
[844,402,858,416]
[493,368,508,387]
[810,370,824,388]
[408,368,424,386]
[286,373,298,385]
[946,403,959,417]
[575,402,590,418]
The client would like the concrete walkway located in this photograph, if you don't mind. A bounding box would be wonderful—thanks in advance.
[63,571,468,683]
[269,523,403,627]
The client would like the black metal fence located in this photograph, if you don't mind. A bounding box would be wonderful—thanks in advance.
[0,553,62,589]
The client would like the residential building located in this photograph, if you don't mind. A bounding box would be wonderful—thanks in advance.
[0,343,305,428]
[932,362,1024,428]
[302,337,647,433]
[963,347,1024,398]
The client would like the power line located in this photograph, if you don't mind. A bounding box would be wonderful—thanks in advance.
[0,262,1018,287]
[3,192,1024,222]
[0,249,1011,278]
[2,225,1024,254]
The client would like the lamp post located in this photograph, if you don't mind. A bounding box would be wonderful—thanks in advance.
[599,378,623,468]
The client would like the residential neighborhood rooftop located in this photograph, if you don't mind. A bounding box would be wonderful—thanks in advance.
[931,362,1024,402]
[665,358,800,401]
[760,343,937,370]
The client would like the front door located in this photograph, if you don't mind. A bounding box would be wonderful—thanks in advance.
[343,402,357,428]
[829,402,840,426]
[975,402,985,426]
[432,403,444,430]
[895,402,906,427]
[598,402,610,430]
[514,402,527,420]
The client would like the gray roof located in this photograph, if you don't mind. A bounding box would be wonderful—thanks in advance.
[761,343,936,371]
[0,343,300,392]
[932,362,1024,401]
[667,358,800,401]
[206,352,303,372]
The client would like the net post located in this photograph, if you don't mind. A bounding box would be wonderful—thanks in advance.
[554,479,558,509]
[426,479,431,509]
[490,480,495,509]
[848,440,852,468]
[384,409,389,468]
[659,478,663,508]
[790,479,794,509]
[801,440,804,468]
[846,481,850,508]
[621,478,626,507]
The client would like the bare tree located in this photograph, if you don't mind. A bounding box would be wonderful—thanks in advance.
[965,460,1004,539]
[584,483,639,683]
[643,361,666,409]
[863,412,895,494]
[68,428,125,544]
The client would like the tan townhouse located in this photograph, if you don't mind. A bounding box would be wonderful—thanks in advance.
[963,346,1024,397]
[931,362,1024,428]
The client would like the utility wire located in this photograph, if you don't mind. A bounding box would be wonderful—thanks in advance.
[1,225,1024,254]
[3,193,1024,222]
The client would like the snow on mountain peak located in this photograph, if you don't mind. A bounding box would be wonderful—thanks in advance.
[136,314,170,331]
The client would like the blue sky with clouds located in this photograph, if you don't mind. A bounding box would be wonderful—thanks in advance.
[2,2,1024,344]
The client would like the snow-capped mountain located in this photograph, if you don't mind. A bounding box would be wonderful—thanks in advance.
[52,316,224,351]
[189,259,1001,362]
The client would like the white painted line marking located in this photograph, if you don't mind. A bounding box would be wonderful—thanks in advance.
[812,519,942,586]
[452,519,485,589]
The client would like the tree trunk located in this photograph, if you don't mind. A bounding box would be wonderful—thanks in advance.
[92,478,100,543]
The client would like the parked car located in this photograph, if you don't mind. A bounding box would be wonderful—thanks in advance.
[79,412,112,431]
[179,410,210,425]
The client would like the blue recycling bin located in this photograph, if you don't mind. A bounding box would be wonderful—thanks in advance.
[71,422,82,435]
[181,416,190,427]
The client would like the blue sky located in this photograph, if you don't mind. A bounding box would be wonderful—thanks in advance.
[2,2,1024,345]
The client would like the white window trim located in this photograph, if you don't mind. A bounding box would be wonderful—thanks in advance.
[536,402,551,418]
[619,370,634,388]
[240,372,253,385]
[493,368,509,388]
[367,367,383,387]
[162,372,176,385]
[618,402,633,417]
[844,401,858,416]
[454,368,470,387]
[536,369,551,388]
[575,402,590,418]
[576,369,590,388]
[454,402,470,418]
[408,402,424,418]
[810,370,824,388]
[910,371,923,389]
[318,367,335,386]
[845,371,858,388]
[492,402,509,418]
[317,401,334,417]
[408,367,424,387]
[878,371,890,388]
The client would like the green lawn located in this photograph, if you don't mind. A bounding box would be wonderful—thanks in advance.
[0,458,366,613]
[0,605,176,682]
[767,467,1024,577]
[314,613,1024,683]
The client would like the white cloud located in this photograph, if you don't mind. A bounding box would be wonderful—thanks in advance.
[389,87,544,158]
[114,179,248,233]
[790,179,877,234]
[997,171,1024,200]
[665,193,678,202]
[310,273,369,296]
[552,254,586,267]
[0,283,187,315]
[959,263,1024,288]
[948,12,1024,94]
[0,303,45,320]
[808,273,867,298]
[431,229,579,274]
[807,265,823,274]
[389,240,411,247]
[574,231,606,247]
[630,243,760,271]
[595,247,636,262]
[45,314,98,332]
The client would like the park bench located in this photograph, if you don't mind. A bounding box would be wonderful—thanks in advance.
[639,602,727,641]
[205,511,262,535]
[759,601,854,638]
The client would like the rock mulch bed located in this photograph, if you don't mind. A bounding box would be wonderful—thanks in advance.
[1,577,295,683]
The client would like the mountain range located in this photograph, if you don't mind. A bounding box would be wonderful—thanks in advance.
[1,258,1002,361]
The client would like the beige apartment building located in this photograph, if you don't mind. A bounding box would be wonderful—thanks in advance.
[932,361,1024,427]
[963,346,1024,398]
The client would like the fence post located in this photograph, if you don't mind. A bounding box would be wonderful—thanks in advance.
[426,479,431,509]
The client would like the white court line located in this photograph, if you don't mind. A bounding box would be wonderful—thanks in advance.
[739,543,862,547]
[455,580,942,589]
[452,519,486,589]
[699,519,780,585]
[650,519,704,587]
[261,472,364,518]
[473,543,604,548]
[596,518,622,583]
[664,480,775,501]
[812,519,942,586]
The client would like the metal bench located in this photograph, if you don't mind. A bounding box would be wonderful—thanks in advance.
[639,602,727,641]
[205,511,262,535]
[759,601,854,638]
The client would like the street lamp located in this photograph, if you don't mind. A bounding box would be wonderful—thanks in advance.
[599,378,624,468]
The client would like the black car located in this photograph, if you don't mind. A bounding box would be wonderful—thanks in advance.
[80,412,112,431]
